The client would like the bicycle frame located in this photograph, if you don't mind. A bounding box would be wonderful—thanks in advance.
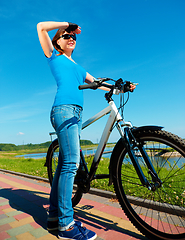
[81,100,132,181]
[81,99,162,189]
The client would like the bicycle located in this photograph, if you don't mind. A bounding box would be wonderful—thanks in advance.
[45,78,185,240]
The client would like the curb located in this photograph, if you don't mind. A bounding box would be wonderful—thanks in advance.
[0,168,49,182]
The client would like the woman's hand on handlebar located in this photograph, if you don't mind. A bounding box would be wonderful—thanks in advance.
[130,83,136,92]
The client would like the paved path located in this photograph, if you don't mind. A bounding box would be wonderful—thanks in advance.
[0,171,148,240]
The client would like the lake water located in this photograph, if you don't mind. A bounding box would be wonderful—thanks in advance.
[16,147,185,168]
[16,147,113,159]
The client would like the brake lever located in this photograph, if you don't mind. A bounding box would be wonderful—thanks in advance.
[96,77,112,83]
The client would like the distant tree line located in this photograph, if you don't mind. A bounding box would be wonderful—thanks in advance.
[0,142,51,151]
[0,140,93,151]
[80,140,93,146]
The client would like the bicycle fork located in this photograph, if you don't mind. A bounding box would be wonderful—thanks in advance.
[124,127,162,191]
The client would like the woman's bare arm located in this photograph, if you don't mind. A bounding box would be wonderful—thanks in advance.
[37,21,69,57]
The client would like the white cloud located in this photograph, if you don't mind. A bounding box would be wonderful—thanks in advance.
[17,132,24,135]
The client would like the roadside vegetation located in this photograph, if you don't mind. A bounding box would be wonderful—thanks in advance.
[0,140,114,192]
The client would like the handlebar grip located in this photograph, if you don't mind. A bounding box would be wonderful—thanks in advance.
[78,82,98,90]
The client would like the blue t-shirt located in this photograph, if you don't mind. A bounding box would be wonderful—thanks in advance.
[47,49,87,108]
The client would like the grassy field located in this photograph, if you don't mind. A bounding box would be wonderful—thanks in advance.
[0,151,48,178]
[0,148,114,193]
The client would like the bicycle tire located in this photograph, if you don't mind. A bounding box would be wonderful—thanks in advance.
[112,128,185,240]
[46,138,83,207]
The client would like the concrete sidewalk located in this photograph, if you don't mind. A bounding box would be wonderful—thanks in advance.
[0,171,148,240]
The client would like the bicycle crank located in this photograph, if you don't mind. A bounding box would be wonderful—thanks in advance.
[74,169,90,193]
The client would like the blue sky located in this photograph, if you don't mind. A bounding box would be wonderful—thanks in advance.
[0,0,185,145]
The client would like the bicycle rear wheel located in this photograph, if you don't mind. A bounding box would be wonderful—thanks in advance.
[112,128,185,240]
[46,138,83,207]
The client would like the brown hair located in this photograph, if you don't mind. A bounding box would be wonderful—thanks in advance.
[52,29,65,55]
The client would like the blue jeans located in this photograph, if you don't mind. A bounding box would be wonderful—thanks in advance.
[48,104,82,231]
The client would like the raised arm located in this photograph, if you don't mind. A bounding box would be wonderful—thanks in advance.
[37,21,69,58]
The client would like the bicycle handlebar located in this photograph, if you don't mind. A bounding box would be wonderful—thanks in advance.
[78,81,99,90]
[78,78,135,93]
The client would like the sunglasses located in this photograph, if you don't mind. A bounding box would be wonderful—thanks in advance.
[59,34,76,41]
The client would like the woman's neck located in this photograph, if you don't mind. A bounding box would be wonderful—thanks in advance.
[63,53,75,63]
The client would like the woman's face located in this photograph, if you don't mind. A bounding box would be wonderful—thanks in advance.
[57,31,76,54]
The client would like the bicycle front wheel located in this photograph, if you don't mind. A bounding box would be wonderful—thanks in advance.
[112,128,185,240]
[46,138,83,207]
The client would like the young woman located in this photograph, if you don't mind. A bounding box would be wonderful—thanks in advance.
[37,21,135,240]
[37,21,99,240]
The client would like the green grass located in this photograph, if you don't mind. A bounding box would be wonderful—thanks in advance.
[85,156,115,192]
[0,152,48,178]
[121,163,185,206]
